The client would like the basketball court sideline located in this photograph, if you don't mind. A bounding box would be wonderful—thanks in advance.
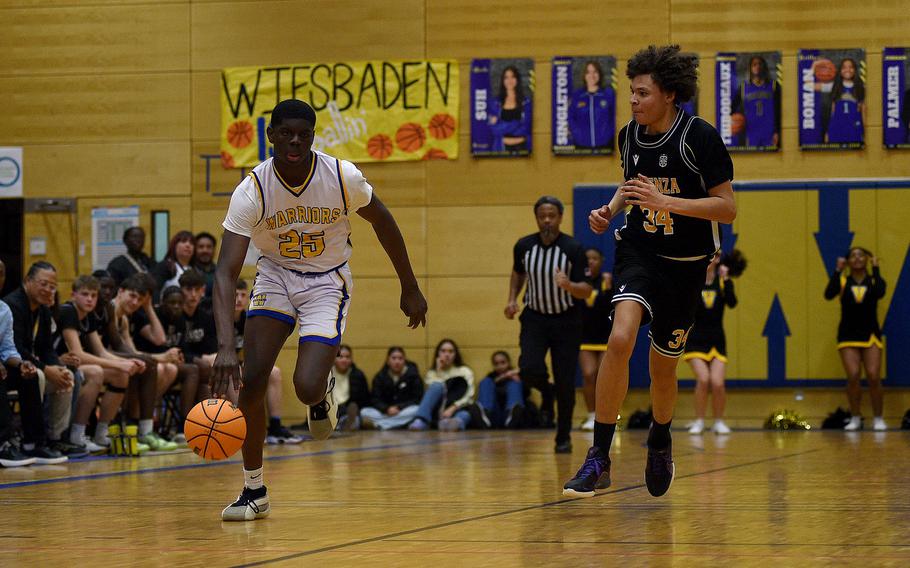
[3,430,908,567]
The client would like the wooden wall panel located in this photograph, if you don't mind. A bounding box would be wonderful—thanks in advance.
[426,133,622,206]
[425,276,520,348]
[426,205,575,277]
[23,142,190,199]
[0,4,189,75]
[347,208,426,278]
[23,211,78,282]
[343,277,430,349]
[4,0,185,7]
[671,0,910,52]
[0,74,190,144]
[191,0,427,71]
[191,71,221,141]
[426,0,670,58]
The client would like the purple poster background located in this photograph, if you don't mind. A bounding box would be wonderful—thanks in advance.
[470,58,534,157]
[884,47,910,149]
[716,51,781,152]
[551,55,616,156]
[798,48,866,150]
[679,53,699,116]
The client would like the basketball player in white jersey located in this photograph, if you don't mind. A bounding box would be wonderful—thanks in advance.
[212,99,427,521]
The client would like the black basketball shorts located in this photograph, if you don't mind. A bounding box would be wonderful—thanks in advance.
[611,239,710,357]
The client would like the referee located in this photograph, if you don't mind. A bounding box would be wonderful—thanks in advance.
[506,196,592,453]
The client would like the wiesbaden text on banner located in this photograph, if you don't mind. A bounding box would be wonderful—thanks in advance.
[221,60,459,167]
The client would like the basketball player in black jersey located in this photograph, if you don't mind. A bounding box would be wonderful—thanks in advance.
[564,45,736,498]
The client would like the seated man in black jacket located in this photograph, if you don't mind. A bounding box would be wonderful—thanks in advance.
[3,262,72,464]
[360,347,423,430]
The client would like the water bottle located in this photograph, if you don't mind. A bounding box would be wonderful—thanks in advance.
[124,425,139,457]
[108,424,123,456]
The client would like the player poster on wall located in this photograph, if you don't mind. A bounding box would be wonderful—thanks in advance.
[551,56,616,156]
[715,52,782,152]
[678,53,699,117]
[798,48,866,150]
[471,58,534,157]
[883,47,910,149]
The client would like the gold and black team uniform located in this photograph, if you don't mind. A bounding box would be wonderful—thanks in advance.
[580,272,613,351]
[683,276,736,363]
[614,108,734,357]
[824,266,886,349]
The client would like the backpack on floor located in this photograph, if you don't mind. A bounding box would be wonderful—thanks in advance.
[626,408,652,429]
[821,407,852,429]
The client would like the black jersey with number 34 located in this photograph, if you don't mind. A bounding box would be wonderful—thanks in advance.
[617,109,734,259]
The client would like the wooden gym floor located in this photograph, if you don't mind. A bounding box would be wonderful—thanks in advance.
[2,429,909,567]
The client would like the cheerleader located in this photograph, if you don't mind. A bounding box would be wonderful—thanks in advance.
[578,248,613,431]
[824,247,886,430]
[684,250,746,434]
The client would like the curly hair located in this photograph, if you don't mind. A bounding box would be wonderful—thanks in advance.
[720,249,748,278]
[626,45,698,103]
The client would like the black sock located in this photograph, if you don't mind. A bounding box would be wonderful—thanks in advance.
[268,417,281,432]
[593,421,616,455]
[648,419,672,449]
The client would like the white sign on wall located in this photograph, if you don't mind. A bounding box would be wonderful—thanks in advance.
[0,147,23,198]
[92,206,140,270]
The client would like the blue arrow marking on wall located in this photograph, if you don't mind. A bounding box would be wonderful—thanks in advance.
[814,186,854,275]
[883,243,910,384]
[720,222,738,255]
[762,294,791,385]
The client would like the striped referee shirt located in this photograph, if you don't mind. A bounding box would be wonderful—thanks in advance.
[513,233,587,315]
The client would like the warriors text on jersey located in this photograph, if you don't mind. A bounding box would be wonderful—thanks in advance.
[618,108,734,259]
[222,151,373,273]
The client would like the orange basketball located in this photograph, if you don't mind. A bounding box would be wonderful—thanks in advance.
[220,151,235,169]
[422,148,448,160]
[813,59,836,83]
[367,134,394,160]
[730,112,746,135]
[395,122,426,152]
[185,399,247,461]
[227,120,254,149]
[428,113,456,139]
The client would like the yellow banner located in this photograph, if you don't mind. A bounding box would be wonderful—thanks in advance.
[220,60,459,167]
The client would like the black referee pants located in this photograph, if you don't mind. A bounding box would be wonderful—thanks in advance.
[518,307,582,445]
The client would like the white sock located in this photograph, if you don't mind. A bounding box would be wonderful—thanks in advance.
[587,412,595,420]
[244,467,264,490]
[95,422,110,442]
[139,419,153,436]
[70,423,86,444]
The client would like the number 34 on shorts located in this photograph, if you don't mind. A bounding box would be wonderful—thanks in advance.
[668,328,690,350]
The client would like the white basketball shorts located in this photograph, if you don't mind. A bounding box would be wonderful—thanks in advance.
[247,257,352,346]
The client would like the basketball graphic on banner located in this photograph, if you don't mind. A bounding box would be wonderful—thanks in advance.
[367,134,394,160]
[226,121,254,149]
[428,114,456,139]
[395,123,426,152]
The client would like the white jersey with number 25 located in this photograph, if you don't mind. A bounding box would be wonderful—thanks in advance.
[222,151,373,273]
